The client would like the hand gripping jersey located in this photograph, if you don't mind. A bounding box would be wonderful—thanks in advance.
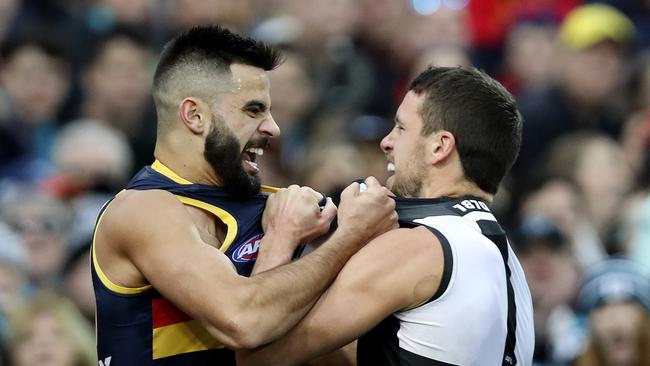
[91,160,277,365]
[358,196,534,366]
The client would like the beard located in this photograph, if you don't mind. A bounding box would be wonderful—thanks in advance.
[390,170,425,198]
[204,116,261,199]
[387,141,427,198]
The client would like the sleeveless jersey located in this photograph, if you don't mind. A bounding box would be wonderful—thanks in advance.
[91,160,277,365]
[357,196,534,366]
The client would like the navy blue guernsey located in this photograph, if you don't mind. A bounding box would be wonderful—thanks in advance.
[91,160,278,366]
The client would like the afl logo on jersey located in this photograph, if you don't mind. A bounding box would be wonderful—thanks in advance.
[232,234,262,262]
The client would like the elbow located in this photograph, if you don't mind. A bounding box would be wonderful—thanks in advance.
[203,281,270,349]
[204,313,267,350]
[228,323,267,350]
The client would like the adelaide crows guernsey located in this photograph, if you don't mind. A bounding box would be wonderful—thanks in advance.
[357,196,534,366]
[91,160,277,365]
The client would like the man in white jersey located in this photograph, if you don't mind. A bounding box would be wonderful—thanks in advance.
[237,66,535,366]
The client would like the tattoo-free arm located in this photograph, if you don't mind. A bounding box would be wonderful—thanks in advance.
[104,190,364,350]
[236,227,444,365]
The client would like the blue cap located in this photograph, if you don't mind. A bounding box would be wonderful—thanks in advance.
[576,258,650,314]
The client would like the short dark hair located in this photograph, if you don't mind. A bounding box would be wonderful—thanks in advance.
[153,25,282,91]
[409,67,522,194]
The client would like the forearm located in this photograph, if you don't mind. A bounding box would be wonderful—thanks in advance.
[236,304,354,366]
[251,231,297,275]
[243,229,360,346]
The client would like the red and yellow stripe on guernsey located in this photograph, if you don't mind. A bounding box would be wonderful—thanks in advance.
[152,297,224,359]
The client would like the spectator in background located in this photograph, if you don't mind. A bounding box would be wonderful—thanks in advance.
[0,0,19,46]
[86,0,152,31]
[410,45,471,79]
[346,114,392,184]
[391,5,469,70]
[0,32,71,180]
[521,178,582,247]
[501,18,558,96]
[46,119,133,198]
[625,52,650,114]
[586,0,650,53]
[621,110,650,184]
[273,0,376,113]
[299,142,365,201]
[80,28,154,170]
[542,132,633,265]
[169,0,255,33]
[0,222,29,341]
[516,4,635,184]
[257,50,318,187]
[620,54,650,185]
[0,186,71,289]
[513,215,582,364]
[62,242,93,323]
[574,258,650,366]
[5,294,96,366]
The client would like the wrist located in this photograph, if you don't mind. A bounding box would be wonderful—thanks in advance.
[253,231,299,274]
[259,229,300,255]
[327,226,365,256]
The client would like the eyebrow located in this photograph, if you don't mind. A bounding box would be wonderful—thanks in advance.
[242,100,268,112]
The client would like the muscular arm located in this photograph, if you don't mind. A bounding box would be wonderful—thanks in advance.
[236,227,444,365]
[98,189,371,350]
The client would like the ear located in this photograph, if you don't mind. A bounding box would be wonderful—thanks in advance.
[429,130,456,164]
[178,97,208,135]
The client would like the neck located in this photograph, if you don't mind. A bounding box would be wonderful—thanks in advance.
[153,135,223,186]
[420,177,493,203]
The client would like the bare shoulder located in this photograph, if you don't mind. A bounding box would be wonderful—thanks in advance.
[349,226,444,277]
[366,226,442,253]
[340,226,445,310]
[109,189,183,213]
[99,189,190,244]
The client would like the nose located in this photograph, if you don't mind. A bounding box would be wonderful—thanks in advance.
[380,131,393,154]
[259,114,280,138]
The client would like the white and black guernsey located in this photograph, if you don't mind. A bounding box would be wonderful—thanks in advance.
[357,196,534,366]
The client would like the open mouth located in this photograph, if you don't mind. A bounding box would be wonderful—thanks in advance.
[242,147,264,174]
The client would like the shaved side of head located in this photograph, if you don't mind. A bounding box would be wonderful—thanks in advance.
[152,25,282,135]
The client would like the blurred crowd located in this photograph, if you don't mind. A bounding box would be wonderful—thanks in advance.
[0,0,649,365]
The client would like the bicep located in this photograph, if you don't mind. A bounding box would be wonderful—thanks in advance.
[303,228,441,344]
[111,191,249,343]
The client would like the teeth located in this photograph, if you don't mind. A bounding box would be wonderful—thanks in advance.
[245,147,264,156]
[387,162,395,172]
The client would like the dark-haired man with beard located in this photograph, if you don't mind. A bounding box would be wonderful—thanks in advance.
[91,25,397,366]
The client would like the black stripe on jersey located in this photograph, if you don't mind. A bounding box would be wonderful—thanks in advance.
[357,316,461,366]
[424,227,453,303]
[476,220,518,366]
[400,348,459,366]
[395,197,460,226]
[357,315,400,366]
